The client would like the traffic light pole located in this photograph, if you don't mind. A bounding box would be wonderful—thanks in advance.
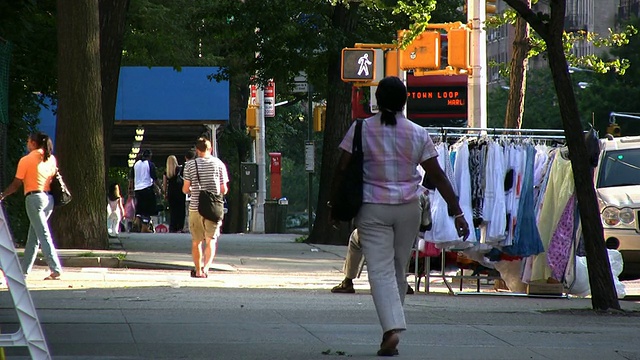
[252,86,266,233]
[468,0,488,129]
[307,85,314,235]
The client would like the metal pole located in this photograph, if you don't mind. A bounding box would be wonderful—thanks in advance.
[307,85,313,234]
[253,86,266,232]
[468,0,487,129]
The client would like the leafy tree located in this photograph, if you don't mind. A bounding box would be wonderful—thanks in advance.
[504,0,620,311]
[488,68,562,130]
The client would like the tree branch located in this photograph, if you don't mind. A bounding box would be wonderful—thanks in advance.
[503,0,550,42]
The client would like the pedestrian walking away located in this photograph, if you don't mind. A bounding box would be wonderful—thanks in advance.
[107,183,125,237]
[330,76,470,357]
[163,155,186,232]
[182,137,229,278]
[0,131,64,280]
[129,149,159,233]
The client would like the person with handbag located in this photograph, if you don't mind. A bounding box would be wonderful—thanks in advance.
[182,137,229,278]
[0,131,63,280]
[329,76,470,356]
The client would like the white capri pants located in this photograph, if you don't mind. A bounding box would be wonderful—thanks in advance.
[355,199,421,333]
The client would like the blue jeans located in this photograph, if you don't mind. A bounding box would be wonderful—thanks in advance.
[21,193,62,275]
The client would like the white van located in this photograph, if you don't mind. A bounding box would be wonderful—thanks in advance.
[595,135,640,279]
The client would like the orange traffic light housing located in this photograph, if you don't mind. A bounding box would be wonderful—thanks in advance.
[448,27,470,70]
[313,105,326,132]
[398,30,441,71]
[385,49,399,77]
[246,105,258,128]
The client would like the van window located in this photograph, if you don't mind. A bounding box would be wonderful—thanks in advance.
[597,149,640,188]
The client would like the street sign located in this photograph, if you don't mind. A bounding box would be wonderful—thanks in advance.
[304,141,315,172]
[341,48,376,82]
[293,82,308,93]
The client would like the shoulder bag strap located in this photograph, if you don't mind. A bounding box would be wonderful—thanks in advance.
[352,119,363,155]
[194,159,202,190]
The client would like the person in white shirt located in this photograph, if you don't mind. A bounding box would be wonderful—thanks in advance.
[128,149,159,233]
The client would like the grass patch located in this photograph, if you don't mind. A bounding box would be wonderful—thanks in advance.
[115,253,127,261]
[294,235,308,243]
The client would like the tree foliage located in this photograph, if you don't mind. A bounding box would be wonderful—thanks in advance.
[0,0,57,243]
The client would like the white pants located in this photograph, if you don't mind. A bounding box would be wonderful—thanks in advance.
[343,229,364,280]
[355,200,420,333]
[107,211,122,235]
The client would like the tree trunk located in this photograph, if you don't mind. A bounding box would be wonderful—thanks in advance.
[100,0,130,180]
[307,2,360,245]
[504,1,530,129]
[53,0,108,249]
[545,3,620,310]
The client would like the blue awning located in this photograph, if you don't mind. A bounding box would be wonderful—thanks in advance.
[115,66,229,122]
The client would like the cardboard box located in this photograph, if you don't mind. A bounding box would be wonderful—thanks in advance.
[527,282,564,296]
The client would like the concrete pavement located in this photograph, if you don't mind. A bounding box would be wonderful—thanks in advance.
[2,231,640,359]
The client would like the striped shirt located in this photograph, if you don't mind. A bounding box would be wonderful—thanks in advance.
[183,156,229,211]
[339,113,438,204]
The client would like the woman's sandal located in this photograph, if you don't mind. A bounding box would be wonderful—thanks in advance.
[43,272,61,281]
[377,330,400,357]
[191,268,207,278]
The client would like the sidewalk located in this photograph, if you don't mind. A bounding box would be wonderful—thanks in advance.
[5,231,640,359]
[41,231,640,297]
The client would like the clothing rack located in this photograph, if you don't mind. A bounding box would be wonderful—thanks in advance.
[419,126,568,296]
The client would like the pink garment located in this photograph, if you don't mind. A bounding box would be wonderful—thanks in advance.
[339,113,438,204]
[547,195,576,281]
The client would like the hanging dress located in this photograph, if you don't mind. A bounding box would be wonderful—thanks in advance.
[530,151,575,282]
[483,141,507,244]
[452,139,477,244]
[503,144,545,257]
[424,143,473,250]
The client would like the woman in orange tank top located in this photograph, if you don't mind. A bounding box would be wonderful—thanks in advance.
[0,132,63,280]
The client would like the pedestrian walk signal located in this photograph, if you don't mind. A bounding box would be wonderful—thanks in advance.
[341,48,376,82]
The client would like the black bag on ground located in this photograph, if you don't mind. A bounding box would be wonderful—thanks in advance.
[194,159,225,222]
[331,120,363,222]
[50,169,72,207]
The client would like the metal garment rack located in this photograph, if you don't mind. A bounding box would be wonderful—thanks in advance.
[0,205,52,359]
[418,126,568,296]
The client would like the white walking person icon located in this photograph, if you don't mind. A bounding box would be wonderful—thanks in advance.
[357,53,372,76]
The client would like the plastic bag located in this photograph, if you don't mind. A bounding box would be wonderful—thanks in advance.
[567,249,626,298]
[124,197,136,220]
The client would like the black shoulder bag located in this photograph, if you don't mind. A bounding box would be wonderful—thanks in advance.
[331,120,363,222]
[50,169,72,207]
[194,159,225,222]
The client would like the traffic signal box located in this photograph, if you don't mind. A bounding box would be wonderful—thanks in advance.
[313,105,326,132]
[398,30,440,71]
[341,48,376,82]
[448,27,470,70]
[246,105,258,128]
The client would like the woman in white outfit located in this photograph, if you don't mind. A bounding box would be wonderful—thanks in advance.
[330,77,470,356]
[107,183,125,237]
